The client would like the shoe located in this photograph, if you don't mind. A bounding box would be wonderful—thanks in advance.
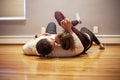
[54,11,66,25]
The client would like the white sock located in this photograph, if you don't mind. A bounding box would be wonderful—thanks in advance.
[75,12,80,21]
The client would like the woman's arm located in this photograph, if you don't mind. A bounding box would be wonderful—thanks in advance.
[60,18,73,34]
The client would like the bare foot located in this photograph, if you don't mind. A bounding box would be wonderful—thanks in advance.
[99,44,105,50]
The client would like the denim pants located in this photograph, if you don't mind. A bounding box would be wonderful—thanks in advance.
[45,22,57,34]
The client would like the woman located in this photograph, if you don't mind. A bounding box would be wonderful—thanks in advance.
[54,11,105,54]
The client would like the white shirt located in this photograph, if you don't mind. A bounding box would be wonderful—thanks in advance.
[47,33,84,57]
[22,33,84,57]
[22,35,55,55]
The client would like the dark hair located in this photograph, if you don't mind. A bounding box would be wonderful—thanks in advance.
[57,31,75,50]
[36,39,53,57]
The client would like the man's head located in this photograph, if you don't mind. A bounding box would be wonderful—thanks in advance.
[36,38,55,57]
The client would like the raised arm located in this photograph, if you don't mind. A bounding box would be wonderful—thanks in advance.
[60,18,73,34]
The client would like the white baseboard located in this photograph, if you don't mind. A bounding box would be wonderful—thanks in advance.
[0,35,120,44]
[96,35,120,44]
[0,36,34,44]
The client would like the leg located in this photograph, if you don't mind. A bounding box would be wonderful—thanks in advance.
[55,11,80,27]
[80,27,105,50]
[35,22,57,38]
[71,20,80,26]
[45,22,57,34]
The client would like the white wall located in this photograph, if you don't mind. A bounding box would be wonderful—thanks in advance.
[0,0,120,44]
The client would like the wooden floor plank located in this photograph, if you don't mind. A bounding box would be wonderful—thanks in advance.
[0,44,120,80]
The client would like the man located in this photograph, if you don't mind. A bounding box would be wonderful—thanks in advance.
[22,22,57,56]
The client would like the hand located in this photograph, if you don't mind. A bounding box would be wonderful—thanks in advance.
[60,18,73,33]
[37,33,51,37]
[41,33,51,36]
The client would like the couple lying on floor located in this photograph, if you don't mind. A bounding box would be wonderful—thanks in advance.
[23,11,105,58]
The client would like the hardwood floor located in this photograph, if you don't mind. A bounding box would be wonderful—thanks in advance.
[0,44,120,80]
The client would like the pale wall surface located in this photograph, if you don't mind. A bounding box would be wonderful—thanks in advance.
[0,0,120,36]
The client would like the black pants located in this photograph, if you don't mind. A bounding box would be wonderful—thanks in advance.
[71,20,101,52]
[80,27,100,44]
[72,27,101,55]
[80,27,101,51]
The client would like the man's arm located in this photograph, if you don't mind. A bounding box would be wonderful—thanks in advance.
[35,33,51,38]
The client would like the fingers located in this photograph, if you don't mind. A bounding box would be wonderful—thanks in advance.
[60,20,66,29]
[60,18,72,31]
[60,18,70,25]
[60,20,64,26]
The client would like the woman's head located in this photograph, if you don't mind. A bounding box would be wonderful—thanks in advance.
[56,31,75,50]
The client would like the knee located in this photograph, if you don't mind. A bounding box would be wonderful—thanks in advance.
[80,27,87,31]
[47,22,56,28]
[46,22,57,34]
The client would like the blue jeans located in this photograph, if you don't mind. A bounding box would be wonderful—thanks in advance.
[45,22,57,34]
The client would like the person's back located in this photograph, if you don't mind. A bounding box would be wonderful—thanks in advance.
[46,32,84,58]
